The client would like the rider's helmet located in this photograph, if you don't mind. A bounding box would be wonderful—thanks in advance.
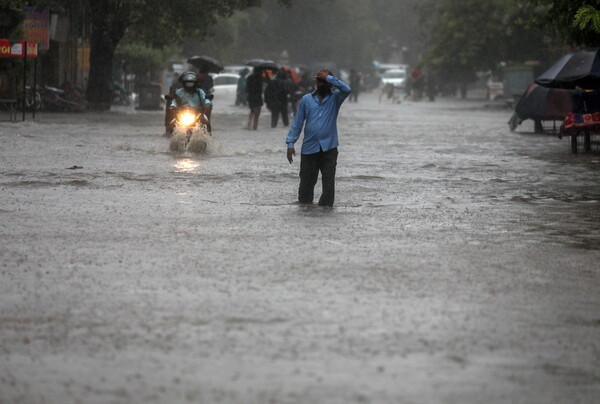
[181,71,199,91]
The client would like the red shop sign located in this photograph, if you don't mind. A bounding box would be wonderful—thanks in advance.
[0,39,38,58]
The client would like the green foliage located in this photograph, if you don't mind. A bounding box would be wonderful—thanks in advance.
[21,0,274,48]
[422,0,560,82]
[114,41,171,77]
[1,1,28,8]
[0,7,23,39]
[124,0,262,47]
[526,0,600,46]
[574,5,600,33]
[18,0,277,108]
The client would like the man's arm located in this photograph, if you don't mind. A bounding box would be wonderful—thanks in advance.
[286,96,306,163]
[286,96,306,148]
[170,90,181,107]
[326,75,351,104]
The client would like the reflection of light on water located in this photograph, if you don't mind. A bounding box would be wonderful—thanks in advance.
[173,158,201,173]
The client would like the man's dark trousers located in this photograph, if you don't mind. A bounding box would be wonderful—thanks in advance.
[298,147,338,206]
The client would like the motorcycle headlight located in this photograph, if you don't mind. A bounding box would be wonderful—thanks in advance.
[179,112,196,126]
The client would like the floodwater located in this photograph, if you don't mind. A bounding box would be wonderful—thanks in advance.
[1,92,599,404]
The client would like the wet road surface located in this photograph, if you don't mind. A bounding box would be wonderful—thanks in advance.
[1,93,599,403]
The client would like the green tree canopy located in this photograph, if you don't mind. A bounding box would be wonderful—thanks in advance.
[528,0,600,46]
[422,0,560,84]
[16,0,285,109]
[574,5,600,34]
[114,40,171,79]
[0,7,23,39]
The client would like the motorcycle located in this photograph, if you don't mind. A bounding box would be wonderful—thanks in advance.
[168,106,212,153]
[23,83,87,112]
[23,85,42,110]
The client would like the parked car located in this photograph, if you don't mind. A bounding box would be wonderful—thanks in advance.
[380,68,407,89]
[210,73,239,101]
[222,65,247,75]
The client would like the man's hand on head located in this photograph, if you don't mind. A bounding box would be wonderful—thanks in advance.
[287,148,296,164]
[314,69,331,81]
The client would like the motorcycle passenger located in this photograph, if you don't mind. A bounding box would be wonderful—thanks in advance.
[197,65,214,95]
[197,66,214,122]
[166,72,212,134]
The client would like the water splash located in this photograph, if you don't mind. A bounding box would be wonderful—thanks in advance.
[169,125,214,154]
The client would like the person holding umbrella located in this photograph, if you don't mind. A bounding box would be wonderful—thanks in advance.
[285,68,351,207]
[246,67,265,130]
[197,65,214,95]
[197,65,214,121]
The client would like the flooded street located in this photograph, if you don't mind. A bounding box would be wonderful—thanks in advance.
[1,93,599,403]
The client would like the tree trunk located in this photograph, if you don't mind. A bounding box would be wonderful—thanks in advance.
[86,0,128,111]
[87,31,115,110]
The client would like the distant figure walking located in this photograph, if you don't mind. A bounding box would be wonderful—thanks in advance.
[265,70,290,128]
[349,69,361,102]
[286,69,351,207]
[235,68,249,106]
[379,83,400,104]
[168,72,181,97]
[426,72,436,102]
[246,68,264,130]
[293,69,315,115]
[410,67,424,101]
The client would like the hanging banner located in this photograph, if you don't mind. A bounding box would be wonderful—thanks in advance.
[0,40,38,58]
[23,8,49,51]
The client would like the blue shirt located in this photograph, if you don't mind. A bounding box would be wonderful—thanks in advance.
[171,87,212,108]
[286,75,351,154]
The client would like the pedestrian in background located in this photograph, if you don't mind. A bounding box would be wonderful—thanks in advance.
[165,72,182,132]
[246,68,264,130]
[379,82,400,104]
[349,69,361,102]
[426,71,436,102]
[235,68,249,106]
[286,68,351,207]
[410,67,424,101]
[265,70,290,128]
[292,68,315,115]
[168,72,181,97]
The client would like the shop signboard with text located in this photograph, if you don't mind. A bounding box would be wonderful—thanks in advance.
[23,8,49,51]
[0,40,38,58]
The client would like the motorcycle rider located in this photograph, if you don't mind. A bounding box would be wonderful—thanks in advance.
[165,71,212,134]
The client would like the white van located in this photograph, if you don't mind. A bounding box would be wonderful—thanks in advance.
[380,68,407,89]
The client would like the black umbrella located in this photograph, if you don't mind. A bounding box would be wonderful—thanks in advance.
[535,49,600,89]
[245,59,266,67]
[187,55,224,73]
[245,59,279,71]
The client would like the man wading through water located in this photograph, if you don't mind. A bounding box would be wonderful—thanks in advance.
[286,69,351,206]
